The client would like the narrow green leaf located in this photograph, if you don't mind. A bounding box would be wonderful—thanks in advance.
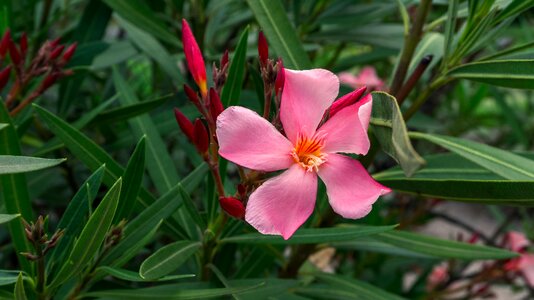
[98,266,194,282]
[0,103,32,274]
[46,166,106,275]
[0,270,22,286]
[13,273,27,300]
[394,0,409,36]
[313,273,407,300]
[90,95,171,125]
[370,92,425,176]
[0,156,65,175]
[115,136,145,222]
[448,59,534,89]
[495,0,534,23]
[246,0,311,69]
[140,241,201,280]
[102,0,180,46]
[221,225,395,244]
[442,0,459,67]
[408,33,444,77]
[0,214,19,225]
[50,178,122,288]
[221,27,249,107]
[333,237,433,258]
[0,123,7,131]
[410,132,534,180]
[376,230,518,259]
[82,283,263,299]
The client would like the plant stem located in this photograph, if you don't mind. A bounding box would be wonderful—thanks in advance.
[403,76,451,121]
[35,243,46,300]
[390,0,432,96]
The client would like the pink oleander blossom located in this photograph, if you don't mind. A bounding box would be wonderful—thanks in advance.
[504,231,534,286]
[427,263,449,291]
[216,68,390,239]
[338,66,385,91]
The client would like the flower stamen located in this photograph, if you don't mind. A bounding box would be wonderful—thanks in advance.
[291,133,327,172]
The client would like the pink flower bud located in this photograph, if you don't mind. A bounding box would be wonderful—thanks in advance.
[329,87,367,117]
[0,66,11,91]
[193,119,209,153]
[62,43,77,63]
[209,88,224,120]
[274,59,285,96]
[219,196,245,218]
[50,45,65,60]
[174,108,195,143]
[258,31,269,66]
[19,32,28,58]
[183,84,200,104]
[182,19,207,97]
[0,30,11,59]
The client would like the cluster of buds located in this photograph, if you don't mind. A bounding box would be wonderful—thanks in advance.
[21,215,64,261]
[257,32,285,120]
[0,29,76,115]
[103,220,126,250]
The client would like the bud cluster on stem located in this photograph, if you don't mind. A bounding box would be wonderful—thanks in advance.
[0,29,77,116]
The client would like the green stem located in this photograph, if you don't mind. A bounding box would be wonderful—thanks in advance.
[403,76,452,121]
[35,244,46,300]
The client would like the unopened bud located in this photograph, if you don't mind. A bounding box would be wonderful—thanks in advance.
[39,73,60,93]
[20,252,39,261]
[62,43,77,63]
[182,19,207,96]
[49,45,65,60]
[8,39,22,65]
[274,59,285,97]
[193,119,209,154]
[0,30,11,58]
[50,37,60,48]
[219,196,245,218]
[221,50,229,69]
[329,87,367,117]
[183,84,200,104]
[209,88,224,120]
[0,66,11,91]
[258,31,269,66]
[19,33,27,58]
[174,108,195,143]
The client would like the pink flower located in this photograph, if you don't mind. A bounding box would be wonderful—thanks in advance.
[504,231,534,286]
[216,68,390,239]
[338,66,385,91]
[181,19,207,97]
[427,263,449,291]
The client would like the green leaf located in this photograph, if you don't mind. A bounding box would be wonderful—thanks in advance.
[333,237,433,259]
[0,214,19,225]
[221,225,395,244]
[0,156,65,175]
[0,103,32,274]
[442,0,459,67]
[50,178,121,288]
[82,283,263,299]
[375,153,534,205]
[101,164,207,266]
[370,92,425,176]
[0,123,7,131]
[448,59,534,89]
[408,33,444,77]
[116,16,184,83]
[221,26,249,107]
[376,230,518,260]
[139,241,201,280]
[98,266,194,282]
[246,0,311,69]
[13,273,26,300]
[102,0,180,46]
[90,95,171,125]
[115,136,145,222]
[410,132,534,180]
[0,270,22,286]
[311,273,407,300]
[46,166,106,275]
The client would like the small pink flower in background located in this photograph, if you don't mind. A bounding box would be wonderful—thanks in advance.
[504,231,534,287]
[427,263,449,291]
[338,66,385,91]
[216,68,390,239]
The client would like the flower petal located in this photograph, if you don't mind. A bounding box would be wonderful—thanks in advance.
[319,94,372,155]
[506,231,530,252]
[217,106,294,172]
[318,153,390,219]
[245,164,318,240]
[281,69,339,143]
[519,254,534,287]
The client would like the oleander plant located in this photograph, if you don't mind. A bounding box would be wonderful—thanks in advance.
[1,0,534,299]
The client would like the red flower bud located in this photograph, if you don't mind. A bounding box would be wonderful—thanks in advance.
[50,45,65,60]
[329,86,367,117]
[182,19,207,97]
[0,66,11,91]
[19,32,27,57]
[258,31,269,66]
[62,43,77,63]
[221,49,229,69]
[39,72,60,93]
[209,88,224,120]
[193,118,209,153]
[174,108,195,143]
[219,196,245,218]
[183,84,200,104]
[8,39,21,65]
[0,30,11,58]
[274,59,285,96]
[50,37,60,48]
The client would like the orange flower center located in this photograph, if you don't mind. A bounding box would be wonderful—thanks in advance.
[291,134,327,172]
